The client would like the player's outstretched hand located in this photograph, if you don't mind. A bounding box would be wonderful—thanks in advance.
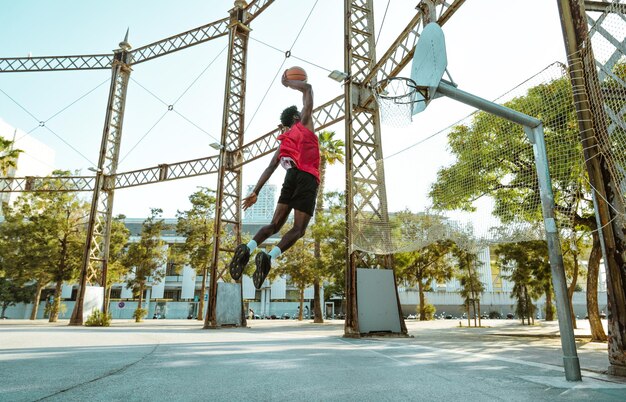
[242,192,258,210]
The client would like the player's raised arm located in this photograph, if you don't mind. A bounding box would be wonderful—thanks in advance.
[281,70,314,132]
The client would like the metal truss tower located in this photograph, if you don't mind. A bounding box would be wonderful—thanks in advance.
[205,1,251,328]
[0,0,466,332]
[70,36,132,325]
[343,0,400,336]
[342,0,464,336]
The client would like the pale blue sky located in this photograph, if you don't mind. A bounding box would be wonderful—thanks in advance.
[0,0,567,219]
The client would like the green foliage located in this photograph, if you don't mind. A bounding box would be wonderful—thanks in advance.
[455,249,485,303]
[417,303,436,320]
[133,308,148,322]
[0,278,35,317]
[0,171,88,321]
[44,301,67,318]
[84,309,112,327]
[124,209,167,300]
[496,241,552,323]
[175,187,216,277]
[429,75,593,231]
[105,215,132,288]
[275,237,317,292]
[394,211,457,320]
[310,192,346,300]
[488,311,502,319]
[0,135,23,175]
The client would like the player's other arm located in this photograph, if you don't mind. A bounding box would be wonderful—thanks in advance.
[282,72,314,132]
[242,149,281,210]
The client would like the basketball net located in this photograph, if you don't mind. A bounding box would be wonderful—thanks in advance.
[373,77,419,127]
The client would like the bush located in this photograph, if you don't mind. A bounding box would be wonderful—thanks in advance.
[85,309,112,327]
[133,308,148,322]
[488,311,502,319]
[44,302,67,318]
[417,303,436,320]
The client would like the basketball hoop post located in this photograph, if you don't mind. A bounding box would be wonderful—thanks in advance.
[433,78,582,382]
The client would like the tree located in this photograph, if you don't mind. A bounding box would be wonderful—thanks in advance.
[0,171,87,321]
[30,172,89,322]
[455,248,485,327]
[394,211,456,321]
[104,215,131,309]
[560,229,589,329]
[311,131,345,323]
[0,135,22,174]
[0,195,52,319]
[429,76,605,336]
[175,188,216,320]
[0,277,34,318]
[125,208,167,322]
[275,233,316,321]
[496,241,553,325]
[311,191,346,318]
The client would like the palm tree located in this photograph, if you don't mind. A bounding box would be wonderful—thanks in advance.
[312,130,345,323]
[0,136,22,175]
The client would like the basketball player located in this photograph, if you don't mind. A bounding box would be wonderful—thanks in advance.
[229,69,319,289]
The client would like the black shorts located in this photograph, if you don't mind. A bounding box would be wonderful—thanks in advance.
[277,168,319,216]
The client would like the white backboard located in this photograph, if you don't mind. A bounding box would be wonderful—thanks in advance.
[410,22,448,115]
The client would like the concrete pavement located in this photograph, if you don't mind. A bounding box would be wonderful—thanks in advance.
[1,318,625,401]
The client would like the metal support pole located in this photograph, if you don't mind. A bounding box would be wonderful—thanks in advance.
[436,81,582,381]
[529,124,582,381]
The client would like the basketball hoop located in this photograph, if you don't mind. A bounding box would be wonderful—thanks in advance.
[373,77,423,127]
[374,23,448,127]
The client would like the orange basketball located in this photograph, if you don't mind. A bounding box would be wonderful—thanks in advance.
[285,66,307,82]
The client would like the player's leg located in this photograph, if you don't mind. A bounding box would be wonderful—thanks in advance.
[230,169,296,281]
[229,203,291,280]
[253,209,312,288]
[276,209,313,252]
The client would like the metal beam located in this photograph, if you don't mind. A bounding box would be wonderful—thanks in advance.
[0,0,275,72]
[0,94,344,192]
[0,54,113,72]
[584,1,614,12]
[129,18,229,65]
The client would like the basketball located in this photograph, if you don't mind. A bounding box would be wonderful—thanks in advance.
[285,66,307,82]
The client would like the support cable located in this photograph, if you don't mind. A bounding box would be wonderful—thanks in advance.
[0,81,108,166]
[118,110,169,165]
[250,37,333,73]
[22,77,110,138]
[43,125,95,166]
[375,0,392,47]
[120,46,227,162]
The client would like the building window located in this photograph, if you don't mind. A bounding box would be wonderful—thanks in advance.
[163,290,180,300]
[110,288,122,299]
[166,261,177,276]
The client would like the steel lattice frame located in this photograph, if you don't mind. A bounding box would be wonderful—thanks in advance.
[70,44,132,324]
[343,0,464,336]
[0,0,467,331]
[343,0,396,336]
[205,4,251,328]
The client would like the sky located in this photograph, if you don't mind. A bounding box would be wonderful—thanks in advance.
[0,0,568,220]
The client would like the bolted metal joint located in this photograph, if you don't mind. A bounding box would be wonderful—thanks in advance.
[417,0,438,24]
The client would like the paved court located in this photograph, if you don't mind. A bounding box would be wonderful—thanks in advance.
[1,319,625,401]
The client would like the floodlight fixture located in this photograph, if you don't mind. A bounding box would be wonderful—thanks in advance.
[328,70,349,82]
